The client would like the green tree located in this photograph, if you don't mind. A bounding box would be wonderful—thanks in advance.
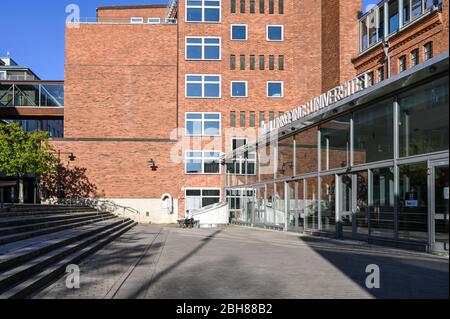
[0,123,57,204]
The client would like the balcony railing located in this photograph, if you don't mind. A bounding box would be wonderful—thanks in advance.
[0,74,38,81]
[67,17,178,25]
[0,83,64,108]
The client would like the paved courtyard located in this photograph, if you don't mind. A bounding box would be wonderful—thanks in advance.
[35,225,449,299]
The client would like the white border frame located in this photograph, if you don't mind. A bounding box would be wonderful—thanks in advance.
[230,81,248,98]
[185,187,222,209]
[0,70,6,80]
[148,17,161,24]
[266,25,284,41]
[185,74,222,99]
[266,81,284,98]
[185,0,222,24]
[230,24,248,41]
[185,37,222,61]
[185,112,222,137]
[185,151,223,175]
[130,17,144,24]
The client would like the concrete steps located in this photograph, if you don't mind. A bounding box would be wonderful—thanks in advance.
[0,205,137,298]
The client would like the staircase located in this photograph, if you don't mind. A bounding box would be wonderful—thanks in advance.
[166,0,178,22]
[0,205,136,299]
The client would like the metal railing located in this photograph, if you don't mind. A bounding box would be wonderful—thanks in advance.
[68,17,178,25]
[60,198,141,223]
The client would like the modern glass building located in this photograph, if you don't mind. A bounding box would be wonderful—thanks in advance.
[224,51,449,253]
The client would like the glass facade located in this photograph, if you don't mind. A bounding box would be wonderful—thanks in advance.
[225,74,449,250]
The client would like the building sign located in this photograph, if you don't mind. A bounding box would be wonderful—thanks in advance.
[261,74,369,135]
[405,192,418,208]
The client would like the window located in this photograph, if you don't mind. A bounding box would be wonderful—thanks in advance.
[267,81,283,98]
[186,75,221,98]
[130,17,144,24]
[399,55,407,72]
[269,0,274,13]
[424,42,433,60]
[148,18,161,24]
[186,0,221,22]
[250,0,256,13]
[249,111,255,127]
[185,112,221,136]
[186,189,221,210]
[367,71,374,86]
[240,55,246,70]
[231,0,236,13]
[0,71,6,80]
[230,55,236,70]
[320,114,351,170]
[227,138,256,175]
[269,111,274,121]
[278,55,284,70]
[259,0,265,13]
[267,25,284,41]
[186,37,221,60]
[411,0,423,19]
[249,55,255,70]
[240,0,246,13]
[269,55,275,70]
[231,81,248,97]
[259,111,265,126]
[411,48,419,67]
[231,24,248,40]
[259,55,265,70]
[240,111,246,127]
[279,0,284,14]
[230,111,236,127]
[186,151,221,174]
[378,66,385,82]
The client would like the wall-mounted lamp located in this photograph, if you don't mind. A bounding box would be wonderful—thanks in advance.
[148,158,158,171]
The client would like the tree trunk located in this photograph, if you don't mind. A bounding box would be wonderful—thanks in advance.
[19,176,24,204]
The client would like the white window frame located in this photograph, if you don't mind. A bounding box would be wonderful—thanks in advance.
[185,188,222,210]
[185,74,222,99]
[230,24,248,41]
[267,81,284,98]
[130,17,144,24]
[185,0,222,23]
[0,71,6,80]
[230,81,248,98]
[185,37,222,61]
[185,112,221,137]
[266,25,284,41]
[185,151,222,175]
[148,17,161,24]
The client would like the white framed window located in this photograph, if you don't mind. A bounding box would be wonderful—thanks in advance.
[130,17,144,24]
[267,81,283,98]
[186,0,221,23]
[0,71,6,80]
[185,151,222,174]
[185,188,221,211]
[230,81,248,98]
[185,112,221,136]
[148,18,161,24]
[231,24,248,40]
[185,37,221,60]
[266,25,284,41]
[186,74,221,98]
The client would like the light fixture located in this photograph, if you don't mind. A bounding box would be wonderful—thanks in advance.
[148,158,158,171]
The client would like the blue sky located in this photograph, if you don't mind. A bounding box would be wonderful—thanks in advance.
[0,0,378,80]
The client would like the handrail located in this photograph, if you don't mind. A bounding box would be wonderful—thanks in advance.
[59,198,141,223]
[192,202,227,216]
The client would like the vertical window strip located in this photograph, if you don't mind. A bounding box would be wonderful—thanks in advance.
[269,0,274,14]
[250,55,255,70]
[230,54,236,70]
[240,55,246,70]
[259,55,265,70]
[278,55,284,70]
[250,0,256,13]
[231,0,236,13]
[259,0,265,13]
[269,55,275,70]
[230,111,236,127]
[240,0,246,13]
[279,0,284,14]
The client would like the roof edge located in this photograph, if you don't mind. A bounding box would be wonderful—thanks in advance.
[97,4,169,11]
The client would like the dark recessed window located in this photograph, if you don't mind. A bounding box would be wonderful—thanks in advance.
[269,111,274,121]
[240,55,246,70]
[399,56,407,72]
[378,66,384,82]
[424,42,433,60]
[249,112,255,127]
[250,0,256,13]
[279,0,284,14]
[269,0,274,14]
[269,55,275,70]
[230,111,236,127]
[411,49,419,67]
[240,0,246,13]
[278,55,284,70]
[259,55,265,70]
[250,55,255,70]
[367,71,374,86]
[259,0,265,13]
[240,111,246,127]
[259,111,265,126]
[231,0,237,13]
[230,55,236,70]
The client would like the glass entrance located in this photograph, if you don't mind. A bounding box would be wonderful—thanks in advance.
[431,161,449,252]
[287,180,304,232]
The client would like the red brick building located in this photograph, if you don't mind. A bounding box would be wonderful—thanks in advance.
[51,0,448,227]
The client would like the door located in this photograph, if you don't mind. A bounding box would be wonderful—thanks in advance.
[339,172,369,238]
[430,161,449,252]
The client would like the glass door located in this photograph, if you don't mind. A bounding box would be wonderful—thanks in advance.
[287,180,304,232]
[430,161,449,252]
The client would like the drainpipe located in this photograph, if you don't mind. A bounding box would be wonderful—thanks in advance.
[383,1,391,79]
